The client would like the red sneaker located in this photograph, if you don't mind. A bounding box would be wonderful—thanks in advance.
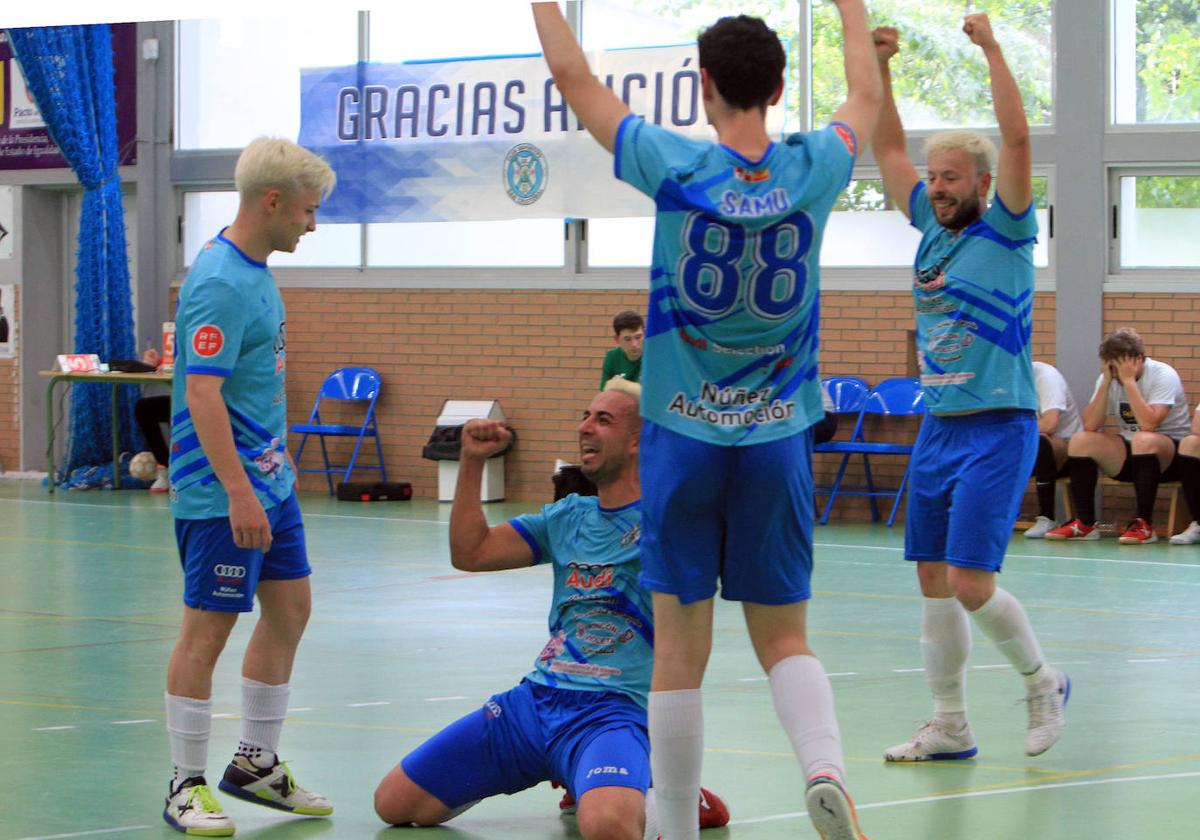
[1043,518,1100,541]
[698,786,730,829]
[1118,517,1158,544]
[551,780,576,815]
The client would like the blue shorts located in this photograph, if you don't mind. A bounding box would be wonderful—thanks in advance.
[639,419,813,605]
[905,410,1038,572]
[401,680,649,809]
[174,491,310,612]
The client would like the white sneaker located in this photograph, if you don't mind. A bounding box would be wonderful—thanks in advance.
[805,773,867,840]
[218,755,333,815]
[884,720,978,762]
[163,777,234,836]
[150,465,169,493]
[1025,667,1071,757]
[1024,516,1056,539]
[1170,521,1200,545]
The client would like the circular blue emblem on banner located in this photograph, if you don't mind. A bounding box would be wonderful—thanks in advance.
[504,144,548,205]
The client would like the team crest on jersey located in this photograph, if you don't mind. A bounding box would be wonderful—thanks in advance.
[734,166,770,183]
[503,143,548,205]
[619,524,641,548]
[192,324,224,357]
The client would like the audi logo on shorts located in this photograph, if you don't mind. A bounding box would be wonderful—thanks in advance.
[214,564,246,580]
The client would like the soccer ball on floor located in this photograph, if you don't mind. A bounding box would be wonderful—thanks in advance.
[129,451,159,482]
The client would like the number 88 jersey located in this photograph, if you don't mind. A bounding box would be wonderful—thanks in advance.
[614,115,857,446]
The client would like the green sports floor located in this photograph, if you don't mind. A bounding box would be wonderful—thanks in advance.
[3,478,1199,840]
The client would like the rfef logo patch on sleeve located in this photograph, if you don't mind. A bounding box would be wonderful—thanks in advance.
[192,325,225,357]
[833,124,856,155]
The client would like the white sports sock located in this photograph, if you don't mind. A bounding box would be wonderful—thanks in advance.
[767,655,845,783]
[165,692,212,780]
[969,588,1046,682]
[239,677,289,767]
[648,689,703,840]
[922,596,972,724]
[643,788,658,840]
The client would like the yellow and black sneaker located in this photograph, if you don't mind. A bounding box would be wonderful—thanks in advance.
[163,776,235,836]
[218,755,333,816]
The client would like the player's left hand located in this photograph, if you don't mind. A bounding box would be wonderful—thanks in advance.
[962,13,997,49]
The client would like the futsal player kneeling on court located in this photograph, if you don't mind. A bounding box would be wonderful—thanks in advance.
[162,138,335,835]
[374,381,729,840]
[872,17,1069,763]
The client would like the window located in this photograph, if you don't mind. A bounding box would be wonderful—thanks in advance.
[811,0,1053,129]
[176,14,359,150]
[182,192,362,268]
[1112,0,1200,124]
[368,3,542,62]
[1116,173,1200,268]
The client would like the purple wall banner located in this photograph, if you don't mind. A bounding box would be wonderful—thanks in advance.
[0,23,136,170]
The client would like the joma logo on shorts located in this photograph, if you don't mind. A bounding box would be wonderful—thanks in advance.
[586,765,629,778]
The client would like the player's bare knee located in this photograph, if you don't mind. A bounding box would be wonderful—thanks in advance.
[576,804,643,840]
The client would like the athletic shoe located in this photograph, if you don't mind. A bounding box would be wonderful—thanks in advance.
[884,720,978,762]
[697,787,730,829]
[1023,516,1056,539]
[1170,521,1200,545]
[163,776,234,836]
[1043,518,1100,541]
[150,465,169,493]
[805,773,867,840]
[1118,518,1157,544]
[218,755,333,816]
[1025,667,1070,756]
[552,780,577,815]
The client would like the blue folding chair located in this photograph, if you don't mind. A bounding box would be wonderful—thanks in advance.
[818,375,871,421]
[291,367,387,495]
[815,377,925,526]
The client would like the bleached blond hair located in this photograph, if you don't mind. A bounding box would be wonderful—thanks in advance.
[603,377,642,402]
[923,130,997,175]
[234,137,336,200]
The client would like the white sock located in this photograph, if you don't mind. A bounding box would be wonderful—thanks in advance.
[922,596,971,727]
[166,692,212,781]
[239,677,289,767]
[969,588,1046,685]
[767,655,845,783]
[643,788,658,840]
[648,689,703,840]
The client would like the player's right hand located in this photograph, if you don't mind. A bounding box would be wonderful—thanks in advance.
[872,26,900,63]
[228,490,273,552]
[461,419,513,461]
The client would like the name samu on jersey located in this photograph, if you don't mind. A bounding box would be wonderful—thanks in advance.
[615,116,857,446]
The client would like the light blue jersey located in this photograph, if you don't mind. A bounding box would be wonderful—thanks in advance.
[615,116,857,446]
[170,232,293,519]
[909,182,1039,414]
[510,495,652,707]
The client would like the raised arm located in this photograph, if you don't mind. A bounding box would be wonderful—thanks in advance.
[827,0,883,156]
[532,2,631,153]
[870,27,919,220]
[963,13,1032,213]
[449,419,535,573]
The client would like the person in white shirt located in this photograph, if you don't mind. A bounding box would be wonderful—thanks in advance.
[1024,362,1083,538]
[1045,328,1190,544]
[1167,407,1200,545]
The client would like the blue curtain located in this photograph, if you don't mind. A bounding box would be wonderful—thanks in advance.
[8,25,139,477]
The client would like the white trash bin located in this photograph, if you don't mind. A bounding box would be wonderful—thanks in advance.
[427,399,507,502]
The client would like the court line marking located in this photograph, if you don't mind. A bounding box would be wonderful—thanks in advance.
[347,701,390,707]
[426,695,469,702]
[730,769,1200,826]
[111,719,155,725]
[33,725,76,732]
[15,826,153,840]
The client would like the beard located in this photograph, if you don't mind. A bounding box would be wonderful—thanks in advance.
[937,193,983,231]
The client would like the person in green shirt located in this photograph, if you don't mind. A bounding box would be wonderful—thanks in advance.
[601,310,644,389]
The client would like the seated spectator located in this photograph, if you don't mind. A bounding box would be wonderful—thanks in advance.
[1169,407,1200,544]
[1046,328,1190,544]
[1024,361,1083,538]
[600,310,643,388]
[134,347,170,492]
